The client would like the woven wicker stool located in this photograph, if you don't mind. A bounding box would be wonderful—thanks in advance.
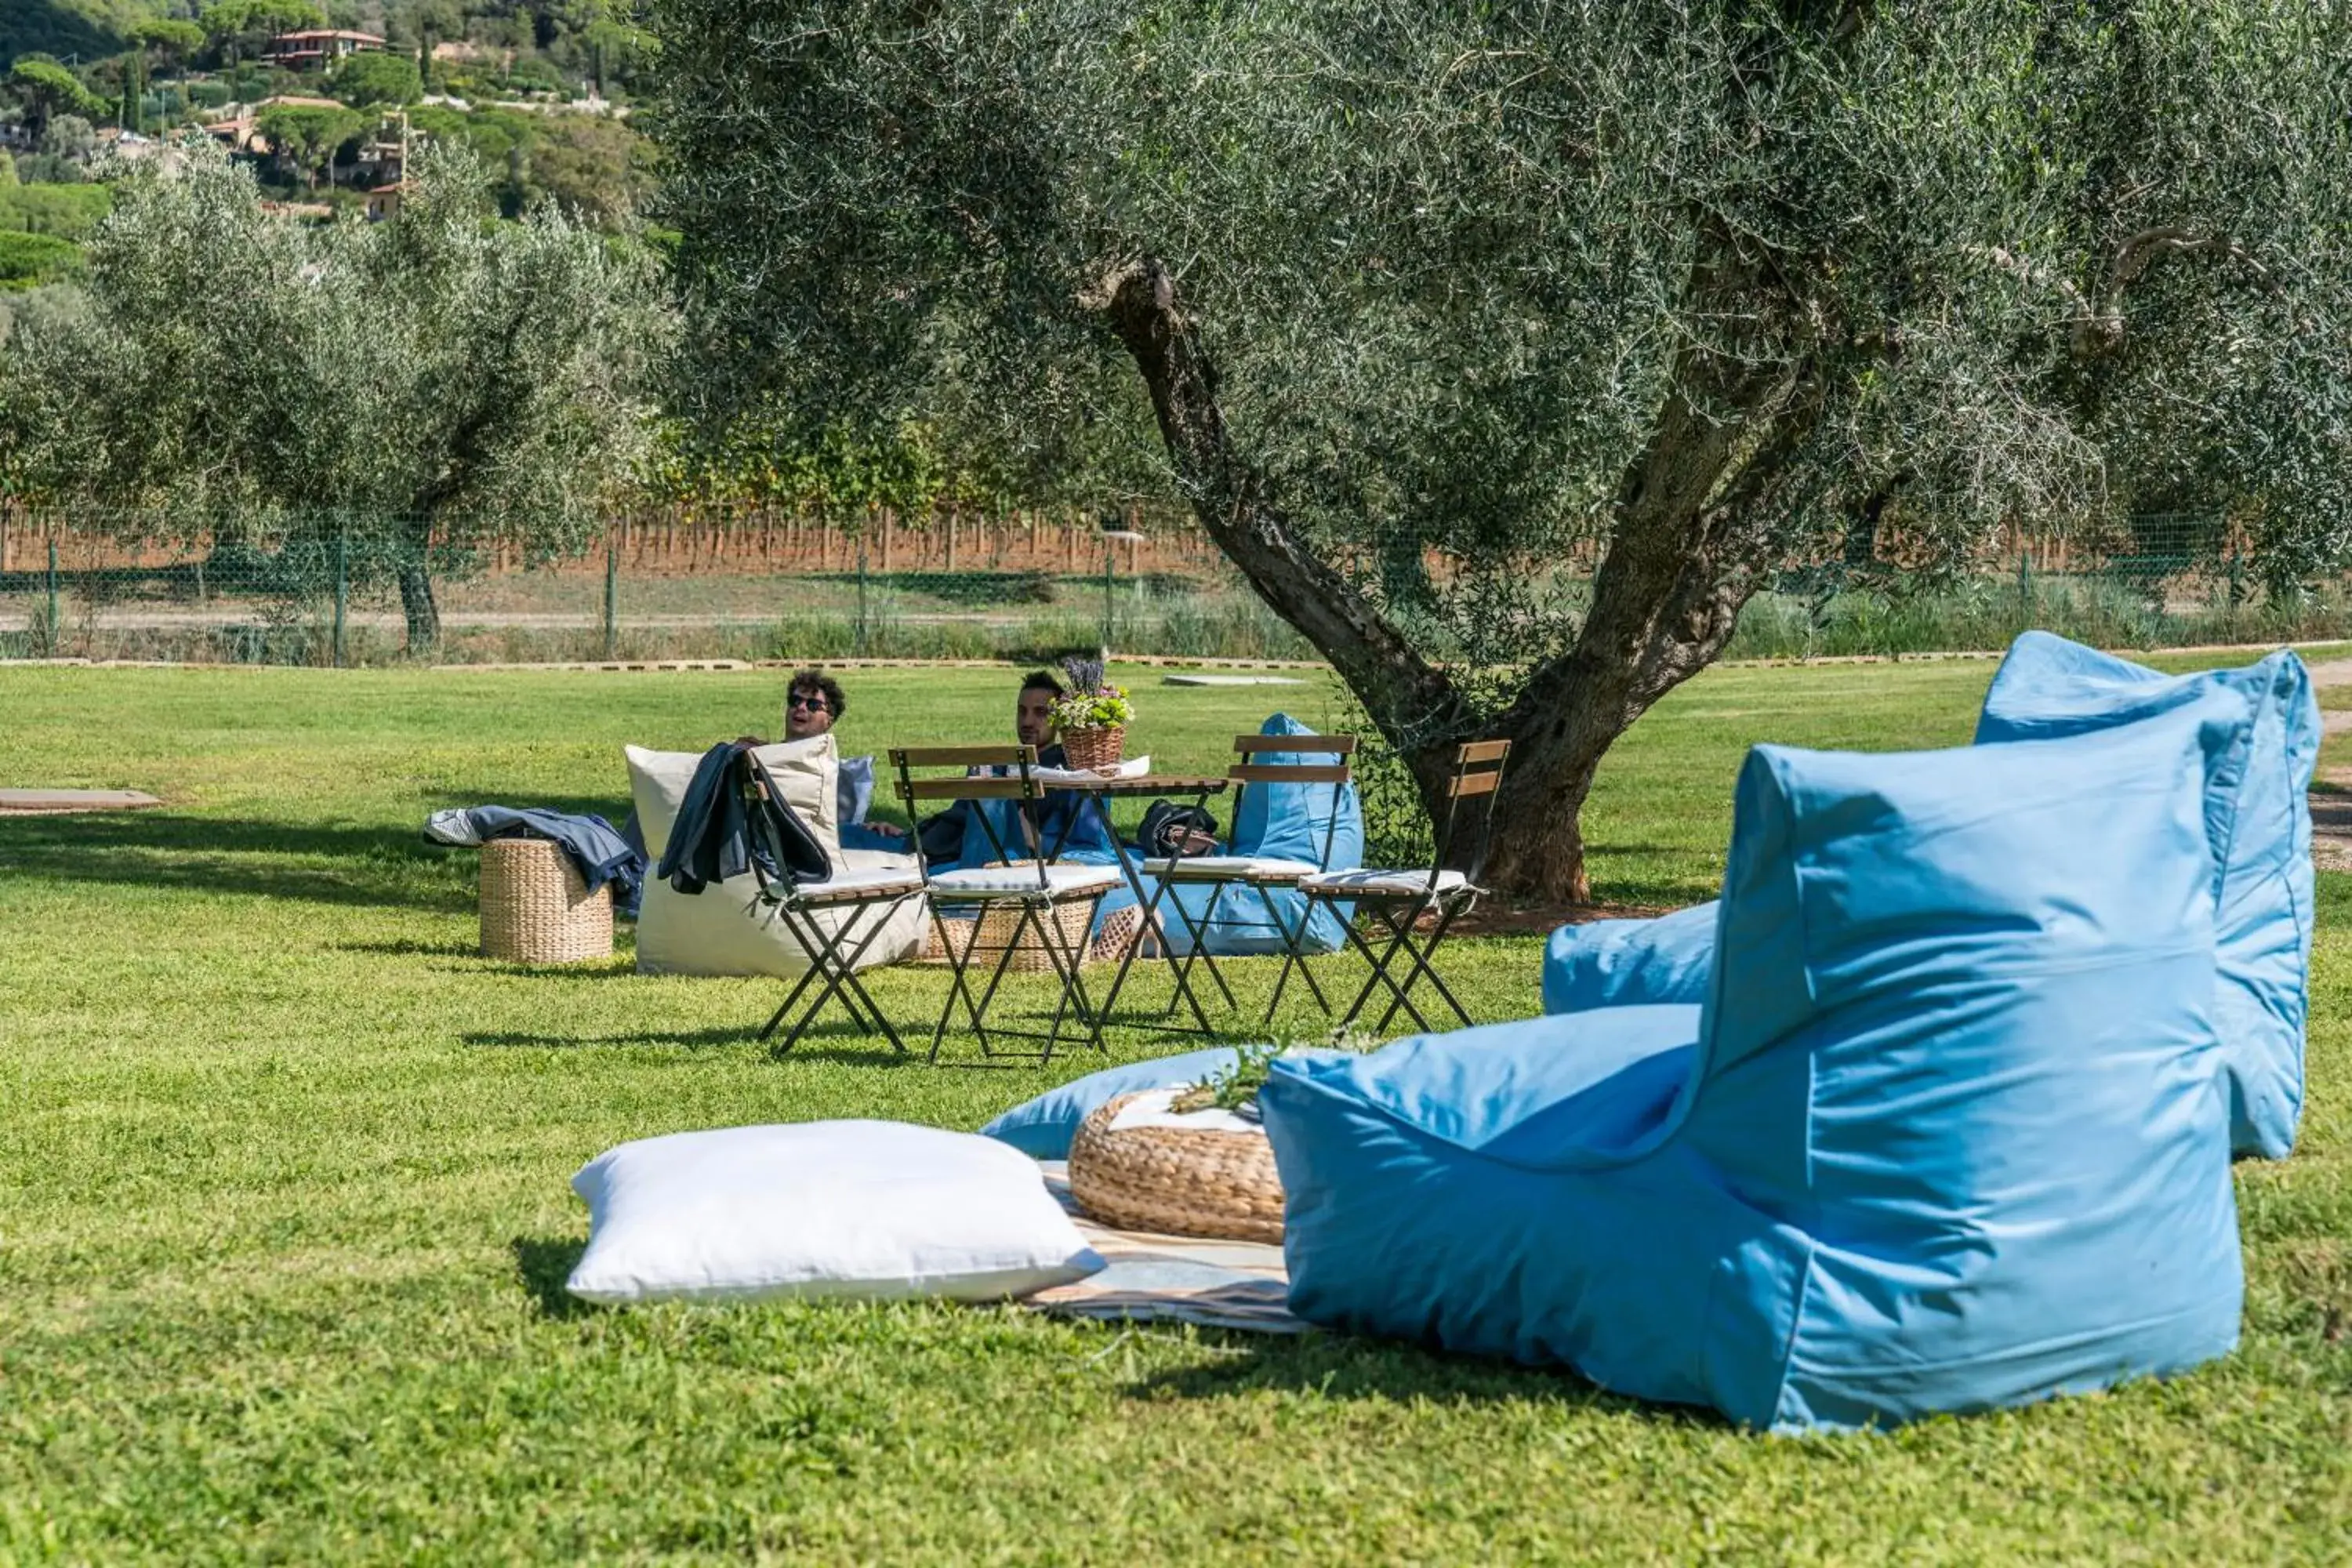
[922,899,1099,971]
[1067,1092,1285,1243]
[479,837,613,964]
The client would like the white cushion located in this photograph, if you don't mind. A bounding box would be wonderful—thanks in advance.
[565,1121,1104,1305]
[1155,855,1323,880]
[1301,867,1469,896]
[791,866,926,899]
[630,735,838,859]
[628,737,925,976]
[930,862,1123,898]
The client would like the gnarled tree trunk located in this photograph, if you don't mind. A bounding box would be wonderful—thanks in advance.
[1098,249,1824,902]
[398,562,441,650]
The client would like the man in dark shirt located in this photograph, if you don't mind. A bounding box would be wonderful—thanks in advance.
[921,670,1120,867]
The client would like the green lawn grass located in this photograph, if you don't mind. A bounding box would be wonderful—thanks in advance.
[3,657,2348,1563]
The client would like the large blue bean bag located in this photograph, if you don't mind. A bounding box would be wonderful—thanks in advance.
[1262,694,2249,1432]
[1098,713,1365,955]
[1974,633,2318,1158]
[1540,632,2318,1159]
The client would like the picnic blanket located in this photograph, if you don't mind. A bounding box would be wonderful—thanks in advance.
[1021,1161,1304,1334]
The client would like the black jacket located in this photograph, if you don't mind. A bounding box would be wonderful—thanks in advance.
[657,742,755,895]
[659,743,834,896]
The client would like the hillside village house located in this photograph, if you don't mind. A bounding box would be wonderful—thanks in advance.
[202,96,344,156]
[261,30,387,69]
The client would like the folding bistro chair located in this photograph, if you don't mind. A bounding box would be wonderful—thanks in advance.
[739,753,927,1055]
[1141,734,1356,1028]
[1297,738,1510,1033]
[891,745,1123,1064]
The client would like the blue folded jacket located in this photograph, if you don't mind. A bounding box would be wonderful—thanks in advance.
[1264,695,2248,1432]
[1541,631,2318,1159]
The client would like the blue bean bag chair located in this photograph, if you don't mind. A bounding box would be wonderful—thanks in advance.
[1098,713,1365,955]
[1262,694,2249,1432]
[1541,902,1717,1015]
[1541,633,2318,1159]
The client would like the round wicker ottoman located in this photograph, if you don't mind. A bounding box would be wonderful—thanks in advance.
[923,900,1101,971]
[478,837,613,964]
[1067,1091,1285,1243]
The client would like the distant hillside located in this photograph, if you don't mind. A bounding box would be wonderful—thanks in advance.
[1,0,162,68]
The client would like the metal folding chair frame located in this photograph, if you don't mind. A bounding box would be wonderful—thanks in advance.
[739,758,925,1057]
[891,745,1113,1065]
[1044,781,1229,1036]
[753,881,923,1054]
[1306,738,1512,1034]
[1140,735,1356,1030]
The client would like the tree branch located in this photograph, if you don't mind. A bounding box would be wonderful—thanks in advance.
[1088,256,1464,734]
[1976,227,2270,358]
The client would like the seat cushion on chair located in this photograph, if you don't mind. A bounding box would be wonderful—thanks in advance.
[1155,855,1324,881]
[1265,691,2249,1433]
[1301,867,1468,898]
[930,862,1123,898]
[566,1121,1102,1305]
[792,866,927,902]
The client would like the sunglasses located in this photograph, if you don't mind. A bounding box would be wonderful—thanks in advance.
[787,695,830,713]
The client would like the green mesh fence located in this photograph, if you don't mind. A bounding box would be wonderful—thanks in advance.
[1,506,2341,666]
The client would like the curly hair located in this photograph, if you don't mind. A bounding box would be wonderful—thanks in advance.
[787,668,848,719]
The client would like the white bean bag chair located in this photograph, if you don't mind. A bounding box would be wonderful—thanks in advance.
[627,735,925,978]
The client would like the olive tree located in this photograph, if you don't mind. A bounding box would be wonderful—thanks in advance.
[0,141,673,647]
[653,0,2352,898]
[257,102,362,190]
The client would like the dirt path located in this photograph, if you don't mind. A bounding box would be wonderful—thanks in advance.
[2305,659,2352,689]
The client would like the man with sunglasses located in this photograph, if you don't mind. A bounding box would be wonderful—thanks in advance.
[747,669,906,848]
[781,669,849,743]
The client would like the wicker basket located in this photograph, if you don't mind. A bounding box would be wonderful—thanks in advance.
[925,897,1100,973]
[1058,724,1126,771]
[479,837,613,964]
[1067,1092,1286,1243]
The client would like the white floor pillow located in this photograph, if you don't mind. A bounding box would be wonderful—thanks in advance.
[566,1121,1103,1304]
[628,737,924,977]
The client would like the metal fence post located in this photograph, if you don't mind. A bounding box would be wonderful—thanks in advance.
[332,528,348,667]
[47,537,60,648]
[2016,548,2031,619]
[604,535,619,660]
[1102,533,1115,652]
[855,531,870,656]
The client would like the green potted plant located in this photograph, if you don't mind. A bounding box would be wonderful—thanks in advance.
[1051,655,1134,770]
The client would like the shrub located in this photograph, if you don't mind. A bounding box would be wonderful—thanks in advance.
[0,229,81,289]
[0,181,111,240]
